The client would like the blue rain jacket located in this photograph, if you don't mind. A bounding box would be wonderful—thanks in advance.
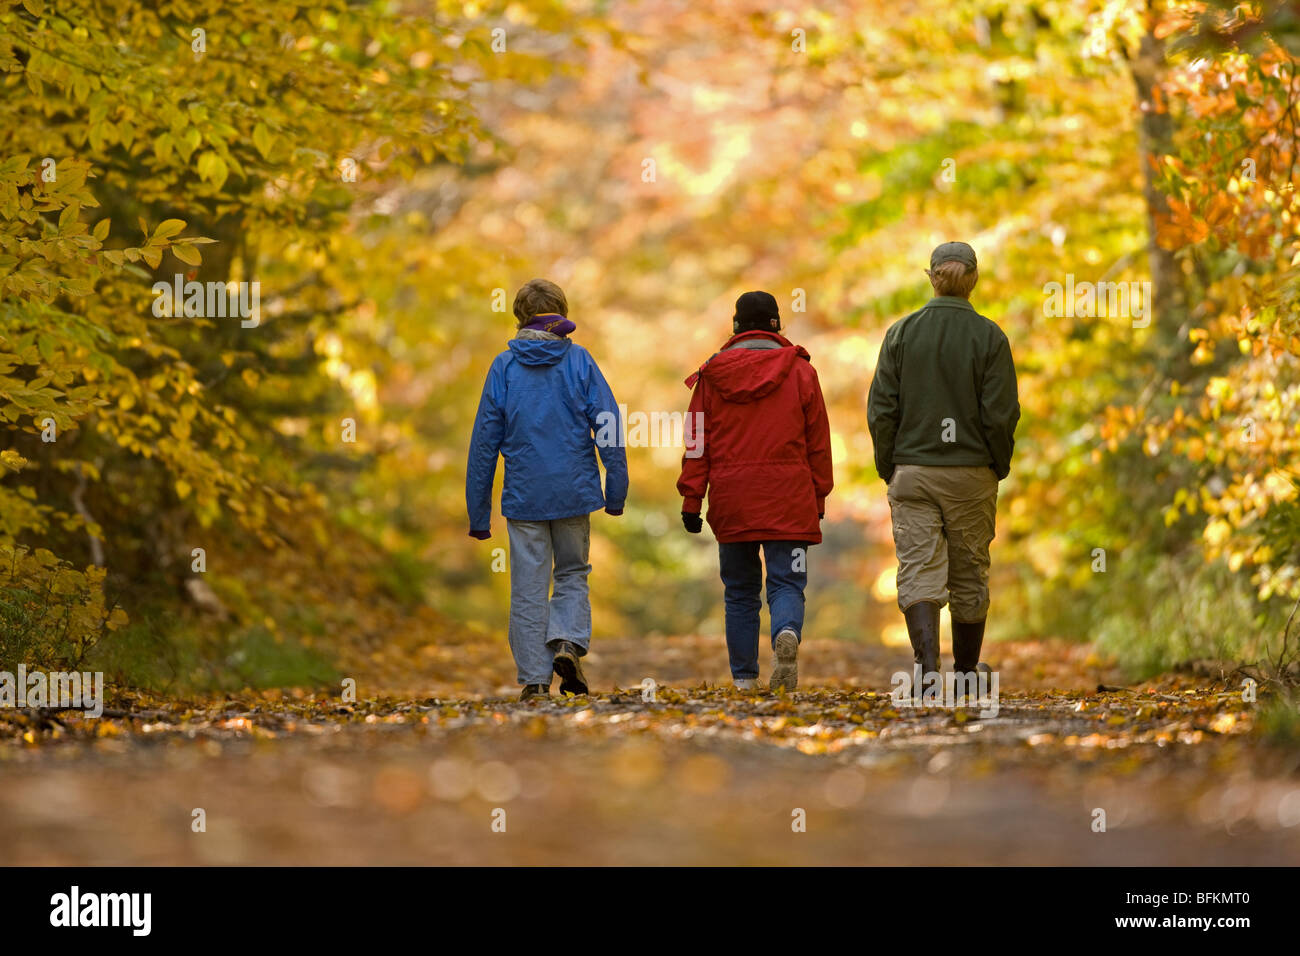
[466,338,628,535]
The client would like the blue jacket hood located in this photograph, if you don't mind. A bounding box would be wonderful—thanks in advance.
[508,337,571,366]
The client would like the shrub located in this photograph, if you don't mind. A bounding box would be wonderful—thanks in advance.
[0,545,125,671]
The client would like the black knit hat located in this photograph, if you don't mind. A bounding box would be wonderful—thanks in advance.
[733,290,781,332]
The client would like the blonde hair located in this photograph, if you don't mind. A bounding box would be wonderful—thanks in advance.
[513,278,568,326]
[928,261,978,298]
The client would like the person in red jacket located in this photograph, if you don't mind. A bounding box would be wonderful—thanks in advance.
[677,291,834,692]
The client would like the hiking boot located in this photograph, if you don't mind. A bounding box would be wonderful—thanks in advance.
[769,628,799,692]
[551,640,589,695]
[733,678,762,692]
[519,683,550,701]
[903,601,941,693]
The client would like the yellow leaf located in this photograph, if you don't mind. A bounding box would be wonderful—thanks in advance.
[1204,519,1231,549]
[1209,712,1238,734]
[253,122,273,159]
[197,151,229,190]
[153,132,174,163]
[154,218,186,239]
[58,202,80,231]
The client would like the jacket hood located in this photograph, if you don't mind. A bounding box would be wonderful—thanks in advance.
[508,337,571,367]
[688,332,809,403]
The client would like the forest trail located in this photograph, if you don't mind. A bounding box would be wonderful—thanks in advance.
[2,635,1297,865]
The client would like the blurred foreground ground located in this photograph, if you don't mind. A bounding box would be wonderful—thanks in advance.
[1,635,1298,865]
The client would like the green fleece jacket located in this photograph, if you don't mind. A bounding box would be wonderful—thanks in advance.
[867,295,1019,482]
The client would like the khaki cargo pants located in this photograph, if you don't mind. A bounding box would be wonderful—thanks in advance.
[887,464,998,622]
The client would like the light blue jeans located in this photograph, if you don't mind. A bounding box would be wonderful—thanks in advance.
[506,515,592,685]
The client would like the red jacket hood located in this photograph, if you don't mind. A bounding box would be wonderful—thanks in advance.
[684,332,811,403]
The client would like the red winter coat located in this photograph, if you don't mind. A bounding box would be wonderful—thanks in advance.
[677,331,834,543]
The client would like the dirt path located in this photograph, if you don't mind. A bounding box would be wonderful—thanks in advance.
[2,636,1297,865]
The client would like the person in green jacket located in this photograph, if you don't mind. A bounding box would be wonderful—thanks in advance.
[867,241,1020,689]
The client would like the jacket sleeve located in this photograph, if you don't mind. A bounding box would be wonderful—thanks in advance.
[584,355,628,513]
[981,332,1020,480]
[465,359,505,536]
[866,333,900,483]
[676,379,708,513]
[802,365,834,513]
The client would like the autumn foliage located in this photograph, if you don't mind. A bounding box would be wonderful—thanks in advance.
[0,0,1297,693]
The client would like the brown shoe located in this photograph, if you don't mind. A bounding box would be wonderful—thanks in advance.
[519,683,550,701]
[769,629,799,692]
[551,641,589,695]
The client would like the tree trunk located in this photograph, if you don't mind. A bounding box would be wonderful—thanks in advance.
[1129,16,1190,360]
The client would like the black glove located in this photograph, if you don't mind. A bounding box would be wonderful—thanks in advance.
[681,511,703,534]
[818,513,824,521]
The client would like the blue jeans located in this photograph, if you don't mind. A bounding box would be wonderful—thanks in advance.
[717,541,809,680]
[506,515,592,686]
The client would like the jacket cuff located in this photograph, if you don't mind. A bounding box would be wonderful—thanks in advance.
[468,529,491,540]
[816,496,826,514]
[682,497,703,514]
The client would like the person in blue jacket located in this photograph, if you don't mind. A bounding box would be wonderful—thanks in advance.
[466,278,628,700]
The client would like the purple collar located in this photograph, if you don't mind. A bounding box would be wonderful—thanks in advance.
[522,313,576,337]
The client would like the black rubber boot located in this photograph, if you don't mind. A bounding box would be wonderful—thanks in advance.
[903,601,941,686]
[952,618,993,700]
[952,618,986,673]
